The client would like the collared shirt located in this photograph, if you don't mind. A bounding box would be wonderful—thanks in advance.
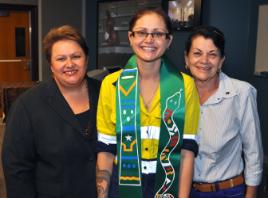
[97,69,200,174]
[193,72,263,186]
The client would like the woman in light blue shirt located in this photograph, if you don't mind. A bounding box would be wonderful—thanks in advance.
[184,26,263,198]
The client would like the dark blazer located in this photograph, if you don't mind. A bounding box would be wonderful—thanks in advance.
[2,77,100,198]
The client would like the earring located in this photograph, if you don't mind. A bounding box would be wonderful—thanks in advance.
[185,64,189,70]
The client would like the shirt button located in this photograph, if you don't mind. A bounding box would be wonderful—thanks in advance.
[145,147,148,151]
[144,166,147,169]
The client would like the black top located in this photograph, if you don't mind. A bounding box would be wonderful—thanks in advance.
[76,109,92,137]
[2,77,100,198]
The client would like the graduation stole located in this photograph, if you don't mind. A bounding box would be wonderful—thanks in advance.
[116,55,185,198]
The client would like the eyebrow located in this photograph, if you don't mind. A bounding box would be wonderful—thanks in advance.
[133,27,167,32]
[192,48,219,53]
[54,52,83,56]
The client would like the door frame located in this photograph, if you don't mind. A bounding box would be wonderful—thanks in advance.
[0,3,38,81]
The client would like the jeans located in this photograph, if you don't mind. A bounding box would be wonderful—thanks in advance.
[190,184,246,198]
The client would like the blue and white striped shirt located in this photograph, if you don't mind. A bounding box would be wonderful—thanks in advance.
[193,72,263,186]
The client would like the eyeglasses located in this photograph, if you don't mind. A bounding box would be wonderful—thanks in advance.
[130,31,169,40]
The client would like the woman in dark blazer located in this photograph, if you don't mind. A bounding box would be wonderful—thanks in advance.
[2,25,100,198]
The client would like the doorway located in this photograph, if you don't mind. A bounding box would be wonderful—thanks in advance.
[0,4,38,83]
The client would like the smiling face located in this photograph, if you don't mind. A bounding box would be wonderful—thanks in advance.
[50,39,88,89]
[185,35,225,82]
[128,12,173,66]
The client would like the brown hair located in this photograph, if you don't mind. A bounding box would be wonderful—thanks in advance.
[185,26,225,57]
[129,7,173,35]
[43,25,88,63]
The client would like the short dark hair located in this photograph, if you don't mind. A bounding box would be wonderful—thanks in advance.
[129,7,173,35]
[43,25,88,63]
[185,26,225,57]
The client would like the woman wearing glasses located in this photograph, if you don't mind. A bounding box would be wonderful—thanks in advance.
[96,8,200,198]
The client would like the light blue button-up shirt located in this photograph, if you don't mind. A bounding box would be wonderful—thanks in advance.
[194,72,263,186]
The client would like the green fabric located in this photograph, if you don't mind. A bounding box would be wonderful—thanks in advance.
[116,67,142,197]
[116,55,185,197]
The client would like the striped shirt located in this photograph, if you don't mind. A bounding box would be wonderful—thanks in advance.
[193,72,263,186]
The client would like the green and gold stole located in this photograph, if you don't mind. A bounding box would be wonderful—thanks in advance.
[116,55,185,198]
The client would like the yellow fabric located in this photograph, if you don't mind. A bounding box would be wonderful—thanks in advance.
[97,69,200,160]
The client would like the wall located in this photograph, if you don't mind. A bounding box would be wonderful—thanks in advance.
[0,0,37,5]
[251,0,268,163]
[40,0,84,80]
[85,0,98,70]
[254,4,268,74]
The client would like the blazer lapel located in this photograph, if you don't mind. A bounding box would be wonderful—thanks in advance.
[43,78,82,133]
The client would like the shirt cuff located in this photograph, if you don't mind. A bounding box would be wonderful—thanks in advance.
[96,141,116,155]
[182,138,198,157]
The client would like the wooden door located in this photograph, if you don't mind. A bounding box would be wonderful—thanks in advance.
[0,10,32,82]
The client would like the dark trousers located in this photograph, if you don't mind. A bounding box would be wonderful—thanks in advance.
[190,184,246,198]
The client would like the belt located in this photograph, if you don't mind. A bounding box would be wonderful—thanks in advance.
[192,174,244,192]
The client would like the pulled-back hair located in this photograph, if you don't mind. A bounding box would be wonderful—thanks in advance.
[129,7,173,35]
